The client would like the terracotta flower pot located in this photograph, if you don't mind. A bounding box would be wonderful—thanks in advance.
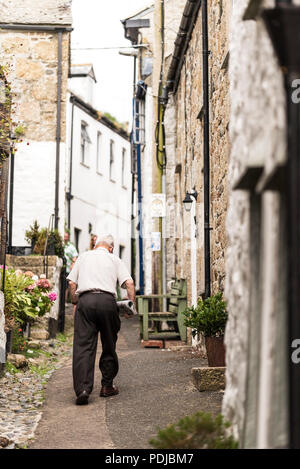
[205,335,226,367]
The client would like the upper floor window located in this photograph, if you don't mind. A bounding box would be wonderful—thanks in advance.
[80,122,91,166]
[96,131,102,173]
[109,139,115,181]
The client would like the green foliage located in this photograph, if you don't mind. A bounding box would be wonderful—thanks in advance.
[56,333,67,343]
[183,293,228,338]
[149,412,238,450]
[28,363,52,377]
[5,361,18,375]
[14,124,26,137]
[103,111,127,131]
[12,328,29,354]
[2,268,57,330]
[25,222,64,258]
[25,220,40,247]
[1,268,36,328]
[0,65,12,160]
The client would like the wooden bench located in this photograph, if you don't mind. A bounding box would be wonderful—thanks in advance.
[137,279,187,342]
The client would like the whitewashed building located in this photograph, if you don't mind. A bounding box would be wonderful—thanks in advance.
[66,64,132,271]
[1,0,72,249]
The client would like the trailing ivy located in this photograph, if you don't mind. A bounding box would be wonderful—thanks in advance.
[0,64,26,163]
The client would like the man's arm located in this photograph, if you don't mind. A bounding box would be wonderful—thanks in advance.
[69,281,79,305]
[123,279,136,308]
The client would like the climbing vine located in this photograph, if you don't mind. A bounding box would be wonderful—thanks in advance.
[0,64,26,164]
[0,64,12,162]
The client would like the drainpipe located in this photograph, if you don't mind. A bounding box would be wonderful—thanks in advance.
[131,56,137,283]
[55,30,63,230]
[136,100,145,294]
[67,96,75,231]
[202,0,211,299]
[8,147,14,254]
[190,196,198,306]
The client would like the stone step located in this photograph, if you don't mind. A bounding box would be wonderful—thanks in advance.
[192,366,226,392]
[29,329,50,340]
[7,353,28,369]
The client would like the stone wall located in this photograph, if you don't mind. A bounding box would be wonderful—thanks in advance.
[1,0,72,25]
[0,0,72,245]
[0,31,69,142]
[222,0,289,448]
[165,0,231,304]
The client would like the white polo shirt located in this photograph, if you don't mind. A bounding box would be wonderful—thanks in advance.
[67,247,132,297]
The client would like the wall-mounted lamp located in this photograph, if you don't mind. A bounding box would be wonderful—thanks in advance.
[183,190,198,212]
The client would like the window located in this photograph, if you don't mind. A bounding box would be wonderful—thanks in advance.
[109,139,115,181]
[96,131,102,173]
[122,148,127,188]
[80,122,91,166]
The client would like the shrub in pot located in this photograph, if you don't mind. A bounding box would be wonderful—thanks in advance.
[183,293,228,367]
[25,222,64,258]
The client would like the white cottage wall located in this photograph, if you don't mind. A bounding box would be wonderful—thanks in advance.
[66,93,132,274]
[12,141,66,246]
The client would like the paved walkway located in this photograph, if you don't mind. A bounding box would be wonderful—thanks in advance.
[29,313,223,449]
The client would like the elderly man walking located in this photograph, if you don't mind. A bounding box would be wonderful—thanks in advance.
[67,235,135,405]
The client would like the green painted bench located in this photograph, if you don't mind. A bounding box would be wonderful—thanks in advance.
[137,279,187,342]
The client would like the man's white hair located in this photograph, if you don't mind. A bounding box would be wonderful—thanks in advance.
[97,234,114,248]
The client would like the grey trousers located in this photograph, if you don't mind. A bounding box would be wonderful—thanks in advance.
[72,291,121,396]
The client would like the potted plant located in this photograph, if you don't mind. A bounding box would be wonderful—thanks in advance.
[25,223,64,259]
[25,220,40,253]
[183,293,228,367]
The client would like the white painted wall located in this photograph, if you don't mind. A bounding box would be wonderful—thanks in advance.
[11,140,66,246]
[66,85,132,275]
[69,75,95,108]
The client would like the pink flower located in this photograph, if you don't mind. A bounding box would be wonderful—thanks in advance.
[48,292,57,302]
[24,271,34,278]
[37,278,51,290]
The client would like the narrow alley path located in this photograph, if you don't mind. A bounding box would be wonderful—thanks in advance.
[29,313,223,449]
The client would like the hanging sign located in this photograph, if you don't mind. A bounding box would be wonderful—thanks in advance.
[151,232,161,251]
[151,193,166,218]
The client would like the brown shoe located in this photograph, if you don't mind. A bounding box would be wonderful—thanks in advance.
[100,385,119,397]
